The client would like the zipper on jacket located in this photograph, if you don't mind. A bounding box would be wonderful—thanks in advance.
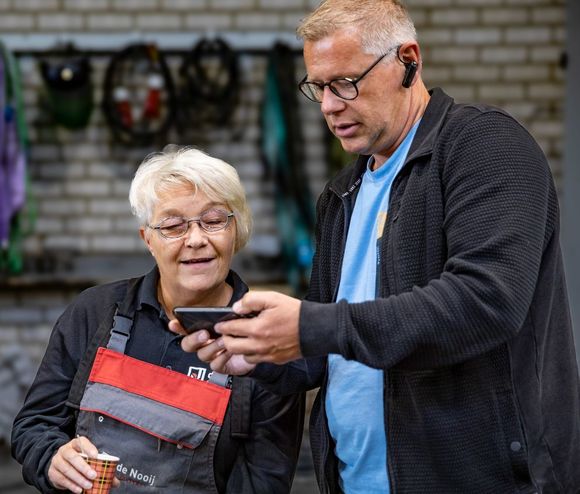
[378,217,396,493]
[319,366,335,494]
[379,173,406,492]
[327,162,411,493]
[320,185,356,493]
[383,175,405,296]
[384,372,396,493]
[329,184,355,302]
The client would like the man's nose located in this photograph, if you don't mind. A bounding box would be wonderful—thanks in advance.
[320,86,346,114]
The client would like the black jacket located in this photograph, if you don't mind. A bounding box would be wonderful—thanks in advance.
[12,268,304,493]
[255,88,580,493]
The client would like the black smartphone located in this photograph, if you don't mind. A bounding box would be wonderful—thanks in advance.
[173,307,254,338]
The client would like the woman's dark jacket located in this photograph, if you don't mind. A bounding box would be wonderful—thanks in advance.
[12,268,304,493]
[255,88,580,493]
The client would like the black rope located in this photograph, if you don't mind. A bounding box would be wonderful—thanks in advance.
[178,37,240,127]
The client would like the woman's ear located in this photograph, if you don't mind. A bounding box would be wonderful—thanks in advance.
[140,227,155,256]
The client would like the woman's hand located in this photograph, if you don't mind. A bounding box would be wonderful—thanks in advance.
[48,436,120,493]
[168,319,256,376]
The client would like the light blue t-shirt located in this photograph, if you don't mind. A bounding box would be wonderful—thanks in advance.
[326,122,420,493]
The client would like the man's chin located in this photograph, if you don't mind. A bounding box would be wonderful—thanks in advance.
[336,138,367,156]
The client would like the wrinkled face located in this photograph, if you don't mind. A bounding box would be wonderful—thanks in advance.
[141,183,236,308]
[304,29,413,166]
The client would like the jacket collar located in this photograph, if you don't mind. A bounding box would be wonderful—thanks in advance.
[329,87,455,198]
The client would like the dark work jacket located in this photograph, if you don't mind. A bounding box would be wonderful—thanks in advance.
[254,88,580,493]
[12,268,304,493]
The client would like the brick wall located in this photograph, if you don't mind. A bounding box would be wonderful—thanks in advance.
[415,0,565,184]
[0,0,566,365]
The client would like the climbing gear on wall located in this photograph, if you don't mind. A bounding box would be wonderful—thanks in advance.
[178,37,240,129]
[102,43,177,145]
[39,44,94,129]
[260,43,315,296]
[0,41,34,275]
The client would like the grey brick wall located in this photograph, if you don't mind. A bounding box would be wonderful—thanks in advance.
[0,0,566,364]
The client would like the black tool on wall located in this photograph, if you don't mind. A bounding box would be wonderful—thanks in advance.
[178,37,240,129]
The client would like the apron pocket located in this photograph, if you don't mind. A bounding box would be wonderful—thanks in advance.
[77,409,203,491]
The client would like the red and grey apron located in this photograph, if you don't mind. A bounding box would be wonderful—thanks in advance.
[73,281,233,492]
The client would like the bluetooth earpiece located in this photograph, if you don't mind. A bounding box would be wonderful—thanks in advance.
[402,61,418,88]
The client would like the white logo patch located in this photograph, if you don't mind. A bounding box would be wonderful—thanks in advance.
[187,366,207,381]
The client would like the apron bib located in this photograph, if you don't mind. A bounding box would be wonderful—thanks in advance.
[68,278,242,493]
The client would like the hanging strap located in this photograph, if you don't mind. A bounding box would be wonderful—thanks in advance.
[66,302,117,410]
[106,290,136,355]
[106,276,142,353]
[228,376,253,439]
[208,371,232,388]
[0,41,34,275]
[106,311,132,353]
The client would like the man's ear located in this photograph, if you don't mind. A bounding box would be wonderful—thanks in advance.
[397,41,422,88]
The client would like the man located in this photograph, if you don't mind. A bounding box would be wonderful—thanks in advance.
[175,1,580,492]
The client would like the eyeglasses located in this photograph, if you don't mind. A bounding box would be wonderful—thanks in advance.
[298,45,399,103]
[148,208,234,239]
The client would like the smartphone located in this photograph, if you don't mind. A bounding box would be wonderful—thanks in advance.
[173,307,254,338]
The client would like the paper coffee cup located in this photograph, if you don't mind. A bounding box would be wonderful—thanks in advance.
[81,452,120,494]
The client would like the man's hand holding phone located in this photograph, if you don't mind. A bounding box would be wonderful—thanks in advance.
[171,291,302,371]
[173,307,254,339]
[170,307,258,376]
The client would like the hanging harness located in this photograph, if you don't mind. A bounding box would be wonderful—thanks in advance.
[0,41,34,275]
[66,278,252,492]
[178,37,239,128]
[39,44,94,130]
[260,43,315,296]
[102,43,177,145]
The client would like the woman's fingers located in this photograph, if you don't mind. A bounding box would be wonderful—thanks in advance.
[48,440,97,493]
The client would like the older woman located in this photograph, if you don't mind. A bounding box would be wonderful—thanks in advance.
[11,147,304,493]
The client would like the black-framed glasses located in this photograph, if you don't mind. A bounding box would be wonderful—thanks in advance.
[148,208,234,239]
[298,45,399,103]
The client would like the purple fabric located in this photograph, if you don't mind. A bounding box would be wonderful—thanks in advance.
[0,51,26,247]
[0,55,9,246]
[0,56,4,137]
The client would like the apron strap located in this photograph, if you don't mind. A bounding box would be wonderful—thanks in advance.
[106,311,133,353]
[106,276,142,353]
[208,372,232,388]
[66,302,117,410]
[66,277,143,410]
[229,376,254,439]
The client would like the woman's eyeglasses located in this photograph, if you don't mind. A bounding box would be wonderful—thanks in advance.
[148,208,234,239]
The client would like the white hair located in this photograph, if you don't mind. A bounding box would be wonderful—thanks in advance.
[297,0,417,56]
[129,146,252,252]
